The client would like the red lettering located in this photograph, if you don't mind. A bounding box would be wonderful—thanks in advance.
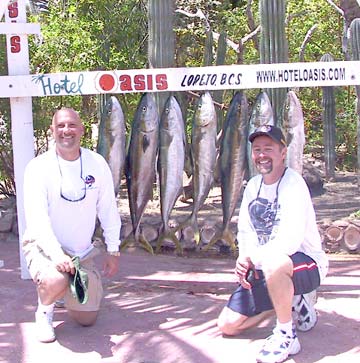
[156,74,168,90]
[10,36,21,53]
[146,74,153,90]
[119,75,133,91]
[134,74,146,91]
[8,2,19,18]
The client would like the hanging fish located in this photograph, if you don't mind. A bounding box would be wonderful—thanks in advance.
[180,91,217,244]
[281,90,306,174]
[124,93,159,254]
[204,91,248,252]
[96,96,126,196]
[156,95,186,253]
[247,91,274,178]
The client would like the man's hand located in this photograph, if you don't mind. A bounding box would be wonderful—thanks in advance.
[102,254,120,277]
[234,256,258,289]
[53,254,75,275]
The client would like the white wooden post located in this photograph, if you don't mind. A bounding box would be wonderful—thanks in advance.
[4,0,37,279]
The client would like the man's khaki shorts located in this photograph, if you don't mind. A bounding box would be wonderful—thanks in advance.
[23,239,103,312]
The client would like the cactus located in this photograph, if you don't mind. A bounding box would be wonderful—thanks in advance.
[214,32,227,131]
[350,18,360,186]
[259,0,288,124]
[203,29,214,67]
[148,0,175,112]
[320,53,336,180]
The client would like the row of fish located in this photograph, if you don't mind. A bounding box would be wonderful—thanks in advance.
[96,89,305,253]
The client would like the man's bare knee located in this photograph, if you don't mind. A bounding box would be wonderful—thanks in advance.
[217,306,247,336]
[218,307,275,336]
[37,271,69,305]
[68,310,98,326]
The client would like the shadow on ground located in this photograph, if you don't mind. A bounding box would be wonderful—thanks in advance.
[0,242,359,363]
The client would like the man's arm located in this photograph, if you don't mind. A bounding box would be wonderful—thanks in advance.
[96,157,122,276]
[23,157,66,262]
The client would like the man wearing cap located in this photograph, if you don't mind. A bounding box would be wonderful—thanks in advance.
[217,125,328,363]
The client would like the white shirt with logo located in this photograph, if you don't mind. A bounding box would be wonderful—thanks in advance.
[23,148,121,260]
[237,167,328,281]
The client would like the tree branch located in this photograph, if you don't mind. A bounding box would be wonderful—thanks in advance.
[299,24,318,62]
[246,0,259,50]
[176,6,260,64]
[325,0,344,15]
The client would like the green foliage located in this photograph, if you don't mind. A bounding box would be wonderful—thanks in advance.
[28,0,148,153]
[350,209,360,218]
[0,0,359,197]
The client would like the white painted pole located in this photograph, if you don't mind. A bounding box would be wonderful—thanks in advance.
[5,0,35,279]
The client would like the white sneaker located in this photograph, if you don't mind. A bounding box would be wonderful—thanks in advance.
[55,299,65,308]
[292,290,317,332]
[35,310,56,343]
[257,326,301,363]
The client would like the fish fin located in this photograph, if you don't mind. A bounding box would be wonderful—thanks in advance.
[156,231,183,255]
[222,228,237,252]
[142,134,150,152]
[202,228,237,252]
[192,217,200,245]
[120,234,135,251]
[202,233,221,252]
[138,234,154,255]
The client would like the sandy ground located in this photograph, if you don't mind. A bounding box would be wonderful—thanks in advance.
[0,241,359,363]
[0,171,359,363]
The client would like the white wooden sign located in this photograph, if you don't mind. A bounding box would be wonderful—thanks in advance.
[1,60,360,98]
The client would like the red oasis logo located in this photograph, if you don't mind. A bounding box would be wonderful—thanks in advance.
[95,72,168,93]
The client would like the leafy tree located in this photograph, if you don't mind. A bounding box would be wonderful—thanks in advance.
[1,0,359,197]
[28,0,149,153]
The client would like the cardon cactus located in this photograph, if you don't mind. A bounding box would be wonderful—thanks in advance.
[259,0,288,124]
[214,32,227,131]
[350,18,360,186]
[320,53,336,180]
[148,0,175,112]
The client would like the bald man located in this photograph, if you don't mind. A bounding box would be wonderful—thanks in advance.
[23,108,122,342]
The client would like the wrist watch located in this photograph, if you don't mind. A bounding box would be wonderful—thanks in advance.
[107,251,120,257]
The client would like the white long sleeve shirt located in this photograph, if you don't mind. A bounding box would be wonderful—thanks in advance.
[237,167,328,281]
[22,148,121,260]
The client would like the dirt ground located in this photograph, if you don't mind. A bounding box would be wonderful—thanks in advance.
[116,169,360,256]
[0,170,359,363]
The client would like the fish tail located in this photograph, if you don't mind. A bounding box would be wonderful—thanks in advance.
[203,228,237,253]
[138,234,154,255]
[119,234,134,251]
[155,230,183,255]
[192,216,200,245]
[119,238,129,251]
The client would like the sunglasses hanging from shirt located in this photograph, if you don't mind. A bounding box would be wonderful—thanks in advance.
[56,152,86,202]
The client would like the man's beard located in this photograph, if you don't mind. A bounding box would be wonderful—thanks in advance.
[255,160,273,175]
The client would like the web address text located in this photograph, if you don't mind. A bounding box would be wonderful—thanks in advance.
[256,67,346,84]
